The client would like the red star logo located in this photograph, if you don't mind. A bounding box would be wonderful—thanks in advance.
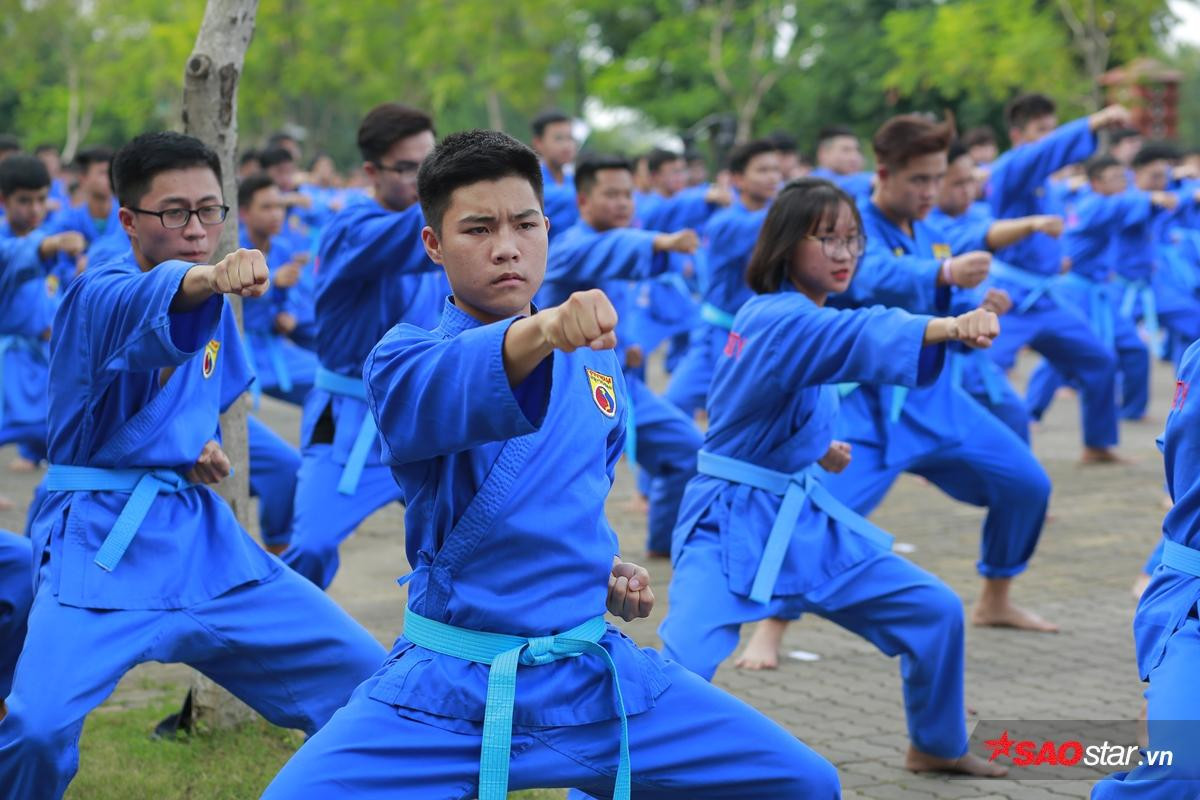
[985,730,1014,761]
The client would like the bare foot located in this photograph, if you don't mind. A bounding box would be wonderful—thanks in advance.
[8,456,36,473]
[1131,572,1152,600]
[906,745,1008,777]
[1080,447,1130,465]
[972,602,1059,632]
[645,550,670,560]
[0,495,12,511]
[1161,493,1175,513]
[622,494,650,514]
[734,618,787,670]
[265,542,289,556]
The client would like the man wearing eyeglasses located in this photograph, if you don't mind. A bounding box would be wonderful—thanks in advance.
[0,131,387,799]
[279,103,447,590]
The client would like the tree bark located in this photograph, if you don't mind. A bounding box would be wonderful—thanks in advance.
[177,0,261,733]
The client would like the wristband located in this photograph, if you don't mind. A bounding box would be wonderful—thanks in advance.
[940,259,954,286]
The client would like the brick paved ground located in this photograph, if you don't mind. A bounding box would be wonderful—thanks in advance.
[0,350,1176,798]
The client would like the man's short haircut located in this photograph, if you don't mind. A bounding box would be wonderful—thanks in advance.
[766,131,798,155]
[308,151,333,171]
[357,102,435,164]
[574,153,633,196]
[1110,127,1142,145]
[74,146,115,172]
[684,148,705,164]
[239,149,261,167]
[1132,141,1181,169]
[816,125,856,148]
[872,114,955,171]
[727,138,779,174]
[0,134,21,154]
[111,131,222,209]
[1005,93,1057,130]
[531,110,571,138]
[34,143,58,157]
[961,126,997,149]
[1085,154,1122,181]
[258,146,295,169]
[647,148,683,175]
[417,129,543,235]
[267,132,298,149]
[947,140,970,164]
[237,172,276,208]
[0,154,51,196]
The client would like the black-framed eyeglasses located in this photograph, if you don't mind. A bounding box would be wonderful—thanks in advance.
[373,160,420,178]
[805,234,867,258]
[129,205,229,229]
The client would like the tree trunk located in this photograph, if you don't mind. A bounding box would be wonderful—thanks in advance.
[177,0,261,733]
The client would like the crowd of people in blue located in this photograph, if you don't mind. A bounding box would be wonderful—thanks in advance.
[0,88,1198,798]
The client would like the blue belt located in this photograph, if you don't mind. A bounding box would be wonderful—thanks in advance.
[247,332,294,405]
[950,350,1006,406]
[403,608,631,800]
[1116,275,1161,354]
[315,366,377,496]
[988,261,1067,313]
[44,464,194,571]
[1162,539,1200,578]
[697,450,893,603]
[1062,272,1116,348]
[834,382,909,423]
[699,301,735,330]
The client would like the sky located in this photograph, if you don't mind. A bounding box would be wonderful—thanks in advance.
[1169,0,1200,48]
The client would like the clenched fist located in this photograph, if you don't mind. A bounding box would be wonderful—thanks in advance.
[948,308,1000,349]
[943,251,992,289]
[538,289,619,353]
[210,248,270,298]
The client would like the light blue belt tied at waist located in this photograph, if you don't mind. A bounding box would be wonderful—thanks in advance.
[697,450,894,604]
[1162,539,1200,578]
[988,261,1068,313]
[1116,275,1161,354]
[1062,272,1116,348]
[950,350,1006,406]
[402,607,631,800]
[44,464,194,571]
[247,332,294,405]
[699,301,735,330]
[315,366,376,496]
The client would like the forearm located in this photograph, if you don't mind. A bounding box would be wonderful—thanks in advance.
[502,315,554,387]
[922,317,958,345]
[170,265,216,312]
[985,218,1035,251]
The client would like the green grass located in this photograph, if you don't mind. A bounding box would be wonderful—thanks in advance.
[67,696,564,798]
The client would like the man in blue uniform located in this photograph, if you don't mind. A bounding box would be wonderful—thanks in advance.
[0,530,32,722]
[986,93,1132,462]
[809,125,874,200]
[665,139,782,416]
[0,132,385,800]
[262,129,840,800]
[50,147,122,281]
[538,153,703,557]
[0,155,86,473]
[281,103,447,588]
[531,110,579,239]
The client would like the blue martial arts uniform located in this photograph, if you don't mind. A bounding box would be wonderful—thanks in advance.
[1093,341,1200,798]
[237,228,317,406]
[0,227,60,463]
[665,200,767,415]
[282,198,448,588]
[539,222,702,554]
[926,204,1036,440]
[49,200,124,283]
[986,118,1119,449]
[0,530,32,700]
[1025,189,1153,421]
[262,296,838,799]
[0,254,384,800]
[809,167,874,201]
[637,185,723,234]
[822,203,1050,581]
[658,286,971,759]
[542,163,578,241]
[1114,192,1200,351]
